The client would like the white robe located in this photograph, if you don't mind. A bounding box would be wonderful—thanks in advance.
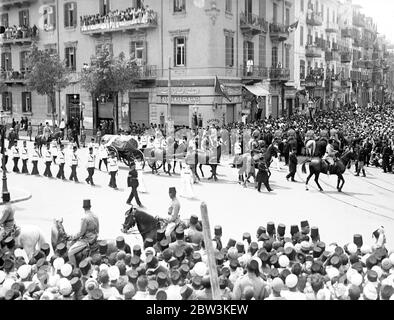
[180,165,195,199]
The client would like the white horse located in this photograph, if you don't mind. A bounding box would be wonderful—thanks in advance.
[305,140,316,158]
[13,225,47,260]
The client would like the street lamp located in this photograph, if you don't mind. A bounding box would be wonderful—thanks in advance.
[80,102,85,136]
[0,111,10,203]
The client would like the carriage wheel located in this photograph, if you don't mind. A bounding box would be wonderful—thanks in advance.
[107,146,119,160]
[135,150,146,170]
[148,159,163,170]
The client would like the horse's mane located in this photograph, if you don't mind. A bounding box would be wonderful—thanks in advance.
[134,209,157,234]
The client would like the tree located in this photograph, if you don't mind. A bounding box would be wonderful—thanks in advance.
[80,48,139,133]
[25,44,69,129]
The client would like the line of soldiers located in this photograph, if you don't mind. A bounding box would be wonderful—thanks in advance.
[3,140,120,189]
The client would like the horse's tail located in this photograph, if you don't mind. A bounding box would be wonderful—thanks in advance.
[301,160,311,174]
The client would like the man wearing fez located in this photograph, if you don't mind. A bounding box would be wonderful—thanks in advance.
[165,187,181,242]
[68,200,100,266]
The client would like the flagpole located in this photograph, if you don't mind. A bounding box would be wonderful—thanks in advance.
[168,57,172,122]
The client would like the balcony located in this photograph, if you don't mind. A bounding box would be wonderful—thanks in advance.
[240,65,269,80]
[341,52,352,63]
[269,67,290,81]
[269,23,289,42]
[80,11,158,36]
[325,22,337,33]
[341,79,352,88]
[353,14,365,28]
[134,65,157,81]
[305,45,322,58]
[325,51,339,62]
[240,12,269,36]
[0,26,39,45]
[341,28,353,38]
[306,12,323,27]
[0,70,28,84]
[0,0,37,9]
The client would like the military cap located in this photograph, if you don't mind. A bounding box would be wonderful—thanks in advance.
[133,244,142,256]
[214,226,223,237]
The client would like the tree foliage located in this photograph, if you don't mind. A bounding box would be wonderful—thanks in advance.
[80,48,139,97]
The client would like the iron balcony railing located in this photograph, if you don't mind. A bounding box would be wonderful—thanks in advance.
[269,67,290,81]
[269,22,289,41]
[80,11,158,35]
[0,26,39,44]
[240,65,269,79]
[0,70,28,82]
[240,12,269,35]
[134,65,157,79]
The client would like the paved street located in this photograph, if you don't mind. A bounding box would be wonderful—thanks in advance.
[5,140,394,252]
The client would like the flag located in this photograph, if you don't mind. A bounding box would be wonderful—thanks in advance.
[288,21,299,33]
[215,76,231,102]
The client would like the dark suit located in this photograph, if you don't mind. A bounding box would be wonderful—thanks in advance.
[286,153,298,181]
[126,169,142,206]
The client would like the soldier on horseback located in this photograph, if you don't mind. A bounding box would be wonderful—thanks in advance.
[164,187,181,242]
[68,200,99,266]
[323,139,339,174]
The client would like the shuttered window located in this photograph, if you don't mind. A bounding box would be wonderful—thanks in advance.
[43,5,56,31]
[174,0,186,13]
[1,52,12,71]
[22,92,32,113]
[64,2,77,28]
[65,47,76,70]
[99,0,110,15]
[20,51,29,71]
[259,35,266,67]
[19,10,29,26]
[225,35,234,67]
[2,92,12,112]
[225,0,232,13]
[130,41,146,65]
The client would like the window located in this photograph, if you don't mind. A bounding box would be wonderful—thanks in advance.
[285,46,290,69]
[243,41,254,65]
[301,0,304,12]
[273,3,278,24]
[225,0,232,13]
[225,35,234,67]
[300,60,306,79]
[174,37,186,66]
[19,10,29,26]
[65,47,76,70]
[1,13,8,28]
[130,41,146,65]
[259,35,266,67]
[64,2,77,28]
[245,0,252,14]
[285,8,290,26]
[272,47,278,67]
[99,0,110,15]
[20,51,29,71]
[300,26,304,46]
[174,0,186,13]
[1,52,12,71]
[22,92,32,113]
[2,92,12,112]
[43,6,56,31]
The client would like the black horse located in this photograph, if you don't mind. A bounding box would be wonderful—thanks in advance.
[35,132,62,156]
[301,149,355,192]
[121,207,187,244]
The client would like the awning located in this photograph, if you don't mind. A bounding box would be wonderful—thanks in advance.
[243,83,270,97]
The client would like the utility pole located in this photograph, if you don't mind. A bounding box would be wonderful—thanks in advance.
[56,0,61,125]
[168,57,172,121]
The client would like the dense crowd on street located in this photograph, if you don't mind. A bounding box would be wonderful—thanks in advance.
[0,197,393,300]
[80,5,156,28]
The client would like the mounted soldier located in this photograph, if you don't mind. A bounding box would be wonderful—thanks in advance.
[0,204,20,245]
[322,139,339,173]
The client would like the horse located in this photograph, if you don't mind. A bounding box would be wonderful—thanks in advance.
[305,140,317,158]
[301,149,355,192]
[315,138,328,157]
[121,207,188,244]
[184,149,220,181]
[35,132,62,156]
[51,218,118,265]
[1,225,47,260]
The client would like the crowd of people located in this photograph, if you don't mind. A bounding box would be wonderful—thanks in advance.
[0,196,393,300]
[80,5,156,29]
[0,25,39,40]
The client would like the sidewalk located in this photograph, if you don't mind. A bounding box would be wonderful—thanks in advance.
[0,188,32,205]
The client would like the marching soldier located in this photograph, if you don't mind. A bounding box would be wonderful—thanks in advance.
[21,141,29,174]
[98,144,108,171]
[31,143,40,175]
[69,146,79,182]
[56,144,66,180]
[108,151,118,189]
[85,147,96,186]
[50,139,58,164]
[11,141,20,173]
[43,143,53,178]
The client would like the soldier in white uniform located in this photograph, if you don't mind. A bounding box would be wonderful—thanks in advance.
[56,144,66,180]
[11,141,20,173]
[108,152,118,189]
[85,147,96,186]
[69,146,79,182]
[43,144,53,178]
[31,143,40,175]
[50,139,58,164]
[98,144,108,171]
[20,141,29,174]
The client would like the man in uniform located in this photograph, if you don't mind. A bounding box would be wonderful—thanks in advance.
[323,139,338,174]
[11,141,20,173]
[43,122,52,141]
[286,148,298,182]
[126,160,143,207]
[108,151,118,189]
[31,143,40,175]
[56,144,66,180]
[68,200,99,266]
[165,187,181,242]
[20,140,29,174]
[85,147,96,186]
[69,146,79,182]
[0,203,17,243]
[43,143,53,178]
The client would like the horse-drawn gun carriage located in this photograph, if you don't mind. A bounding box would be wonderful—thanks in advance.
[101,135,145,168]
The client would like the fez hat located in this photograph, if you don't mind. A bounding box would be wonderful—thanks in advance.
[160,239,169,251]
[41,243,50,257]
[250,242,259,254]
[330,255,341,268]
[267,222,276,235]
[226,238,236,248]
[4,237,15,249]
[192,276,202,289]
[133,245,142,256]
[243,232,251,243]
[127,270,139,284]
[311,227,319,240]
[192,252,202,263]
[181,285,193,300]
[317,241,326,252]
[56,243,67,256]
[157,272,168,286]
[215,253,224,266]
[179,264,190,277]
[301,220,310,234]
[144,238,154,249]
[257,226,266,237]
[157,229,166,241]
[79,259,91,276]
[99,241,108,255]
[130,255,140,268]
[70,277,82,293]
[277,224,286,237]
[285,247,296,261]
[214,226,222,237]
[259,233,270,242]
[290,225,299,236]
[321,251,331,262]
[174,248,185,261]
[190,215,199,225]
[116,236,125,250]
[175,227,184,238]
[83,199,91,209]
[33,250,45,261]
[169,187,176,193]
[313,246,323,259]
[236,242,245,253]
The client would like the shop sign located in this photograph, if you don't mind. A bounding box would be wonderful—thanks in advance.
[160,96,201,104]
[207,118,220,126]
